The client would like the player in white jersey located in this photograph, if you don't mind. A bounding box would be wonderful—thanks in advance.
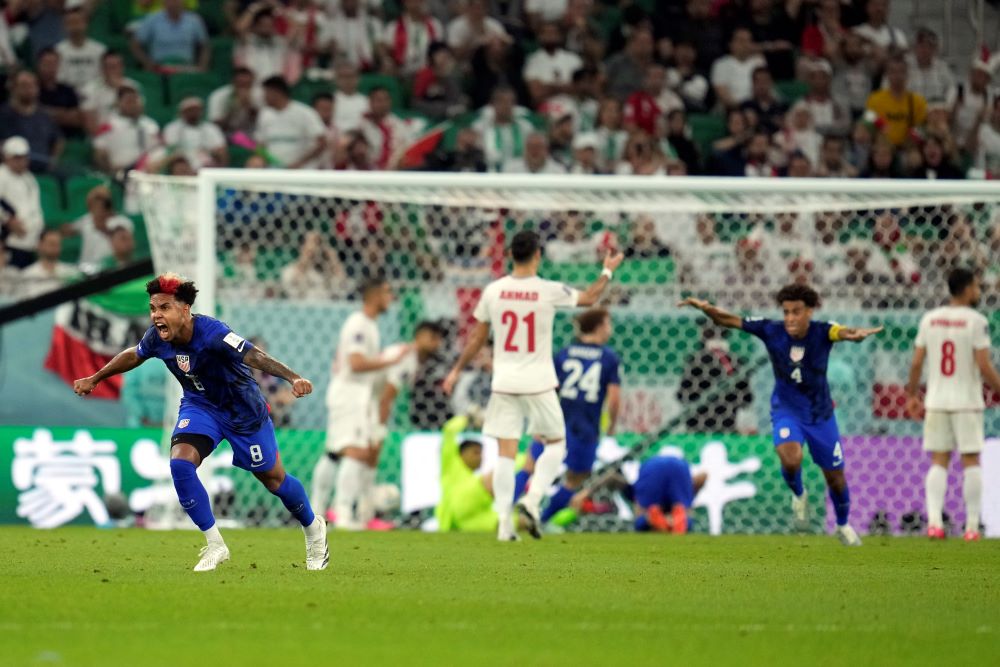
[906,268,1000,541]
[443,230,624,541]
[311,278,410,530]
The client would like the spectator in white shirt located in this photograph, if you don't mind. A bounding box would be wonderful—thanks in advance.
[280,231,349,300]
[948,57,997,146]
[56,7,106,92]
[852,0,907,58]
[546,210,597,262]
[474,85,536,171]
[667,39,711,112]
[568,131,601,174]
[163,97,228,168]
[62,185,134,268]
[711,27,767,108]
[502,131,567,173]
[333,60,370,131]
[381,0,444,77]
[234,5,300,85]
[93,86,161,174]
[0,137,44,268]
[81,51,140,135]
[360,86,417,169]
[0,240,20,297]
[105,225,136,269]
[208,67,263,136]
[446,0,507,61]
[256,75,327,168]
[903,27,955,106]
[802,59,850,137]
[311,92,341,168]
[523,22,582,106]
[320,0,381,71]
[969,96,1000,176]
[19,229,77,298]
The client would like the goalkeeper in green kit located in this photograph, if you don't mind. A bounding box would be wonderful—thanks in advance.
[436,412,498,532]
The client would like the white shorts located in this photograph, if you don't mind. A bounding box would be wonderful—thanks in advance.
[325,398,378,453]
[923,410,985,454]
[483,390,566,441]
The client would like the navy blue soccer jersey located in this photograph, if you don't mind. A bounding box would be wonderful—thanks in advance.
[135,315,269,434]
[555,342,621,443]
[742,317,839,423]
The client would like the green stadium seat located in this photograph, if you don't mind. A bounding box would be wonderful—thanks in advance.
[59,234,82,263]
[200,0,230,35]
[292,79,335,105]
[61,139,92,170]
[210,37,235,79]
[688,113,728,157]
[167,71,225,106]
[65,175,111,220]
[776,79,809,104]
[37,175,64,222]
[359,75,405,110]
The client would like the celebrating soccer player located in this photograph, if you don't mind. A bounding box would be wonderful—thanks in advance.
[679,284,883,546]
[73,274,328,571]
[443,230,624,541]
[905,268,1000,541]
[517,307,621,527]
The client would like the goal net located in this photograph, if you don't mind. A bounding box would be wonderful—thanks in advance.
[132,172,1000,536]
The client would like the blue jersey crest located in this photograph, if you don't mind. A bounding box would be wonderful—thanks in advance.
[136,315,269,434]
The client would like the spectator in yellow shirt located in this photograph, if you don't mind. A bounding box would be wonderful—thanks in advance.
[866,56,927,147]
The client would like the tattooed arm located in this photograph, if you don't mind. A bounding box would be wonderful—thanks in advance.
[244,347,313,398]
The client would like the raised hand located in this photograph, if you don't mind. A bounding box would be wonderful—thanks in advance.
[603,250,625,273]
[839,326,884,342]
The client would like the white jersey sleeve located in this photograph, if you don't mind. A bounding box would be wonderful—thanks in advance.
[386,347,418,389]
[327,311,381,405]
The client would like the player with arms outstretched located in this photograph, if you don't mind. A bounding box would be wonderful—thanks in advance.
[905,268,1000,541]
[443,230,624,541]
[519,307,621,525]
[680,284,882,546]
[73,274,328,571]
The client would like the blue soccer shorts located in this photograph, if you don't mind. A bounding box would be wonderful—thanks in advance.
[173,404,279,472]
[564,432,599,475]
[771,409,844,470]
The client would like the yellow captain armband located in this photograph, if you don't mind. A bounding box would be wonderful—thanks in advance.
[829,324,845,342]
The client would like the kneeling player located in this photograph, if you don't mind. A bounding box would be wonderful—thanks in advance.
[631,456,706,534]
[680,284,882,546]
[74,274,328,571]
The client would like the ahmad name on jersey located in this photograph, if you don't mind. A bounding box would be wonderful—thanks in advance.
[742,317,843,423]
[136,315,269,434]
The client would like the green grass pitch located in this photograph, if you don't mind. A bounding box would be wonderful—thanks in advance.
[2,527,998,667]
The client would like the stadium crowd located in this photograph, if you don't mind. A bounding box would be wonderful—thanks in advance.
[2,0,1000,298]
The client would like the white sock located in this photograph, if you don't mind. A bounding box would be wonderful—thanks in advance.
[963,466,982,533]
[310,454,339,517]
[925,464,947,529]
[356,465,378,525]
[493,456,516,529]
[523,442,566,512]
[203,524,224,546]
[334,457,366,527]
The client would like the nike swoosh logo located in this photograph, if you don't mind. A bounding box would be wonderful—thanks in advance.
[250,461,266,468]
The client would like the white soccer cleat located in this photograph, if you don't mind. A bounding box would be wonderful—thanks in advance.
[791,490,809,531]
[305,516,330,571]
[193,543,230,571]
[835,524,862,547]
[497,514,520,542]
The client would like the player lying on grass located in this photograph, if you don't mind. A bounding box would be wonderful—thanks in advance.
[73,274,328,571]
[436,411,536,533]
[680,284,883,546]
[906,268,1000,541]
[514,308,621,527]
